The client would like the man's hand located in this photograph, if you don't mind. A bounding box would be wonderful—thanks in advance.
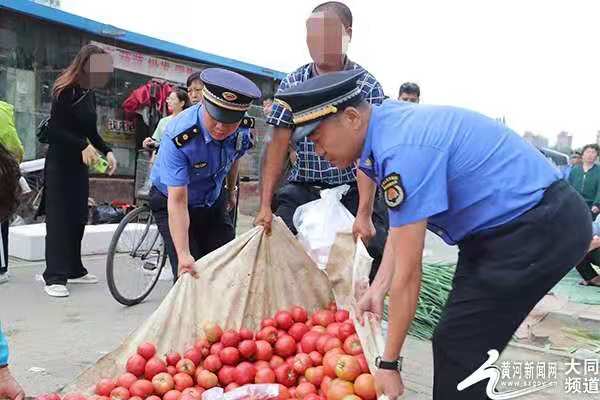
[375,369,404,400]
[106,151,118,176]
[226,188,237,212]
[143,137,157,150]
[254,206,273,235]
[0,367,25,400]
[356,287,385,325]
[178,253,197,278]
[353,211,376,244]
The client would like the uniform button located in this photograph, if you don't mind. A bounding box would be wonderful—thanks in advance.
[193,128,198,133]
[183,134,189,140]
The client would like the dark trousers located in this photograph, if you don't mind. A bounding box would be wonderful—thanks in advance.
[576,250,600,281]
[0,220,8,274]
[431,181,591,399]
[274,182,388,282]
[43,222,88,285]
[149,187,235,282]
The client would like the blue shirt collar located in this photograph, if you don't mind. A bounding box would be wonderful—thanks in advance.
[358,105,378,179]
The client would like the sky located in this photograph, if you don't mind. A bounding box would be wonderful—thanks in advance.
[60,0,600,147]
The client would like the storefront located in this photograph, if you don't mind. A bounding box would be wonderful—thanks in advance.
[0,0,284,195]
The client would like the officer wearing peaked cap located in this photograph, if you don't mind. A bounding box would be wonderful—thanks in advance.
[150,68,261,281]
[274,70,592,399]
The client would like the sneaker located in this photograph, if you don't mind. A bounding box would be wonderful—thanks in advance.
[44,284,69,297]
[0,273,8,285]
[67,274,99,284]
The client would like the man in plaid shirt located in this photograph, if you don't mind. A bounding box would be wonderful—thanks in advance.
[254,1,388,280]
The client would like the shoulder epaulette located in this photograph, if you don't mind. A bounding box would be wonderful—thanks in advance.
[172,126,200,148]
[240,117,255,129]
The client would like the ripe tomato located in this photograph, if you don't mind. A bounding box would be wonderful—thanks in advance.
[343,335,362,356]
[194,339,210,356]
[291,306,308,323]
[300,331,321,353]
[275,335,297,358]
[152,372,174,396]
[218,366,236,386]
[270,355,285,369]
[203,355,222,372]
[355,354,369,374]
[275,311,294,330]
[296,383,317,399]
[183,348,203,367]
[337,322,355,341]
[210,342,224,355]
[255,360,271,370]
[327,379,354,400]
[203,322,223,344]
[239,328,254,341]
[174,373,194,391]
[275,363,298,387]
[256,340,273,361]
[234,362,256,385]
[167,366,177,376]
[324,337,343,353]
[239,339,257,360]
[166,352,182,367]
[257,326,279,345]
[305,366,325,387]
[129,380,154,398]
[277,385,291,400]
[219,347,241,366]
[308,351,323,366]
[109,387,130,400]
[288,323,310,342]
[261,318,277,329]
[195,370,218,389]
[137,342,156,360]
[354,374,376,400]
[181,387,203,400]
[95,379,117,396]
[335,310,350,323]
[163,390,181,400]
[221,330,241,348]
[117,373,137,389]
[316,334,335,354]
[323,349,345,378]
[176,359,196,376]
[144,357,167,380]
[255,367,276,383]
[312,310,335,327]
[126,354,146,377]
[292,353,313,374]
[335,355,361,382]
[321,376,333,397]
[326,323,341,338]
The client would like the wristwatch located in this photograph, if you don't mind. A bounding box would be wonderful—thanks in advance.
[375,356,403,372]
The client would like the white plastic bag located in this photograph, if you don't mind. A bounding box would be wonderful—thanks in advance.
[293,184,355,269]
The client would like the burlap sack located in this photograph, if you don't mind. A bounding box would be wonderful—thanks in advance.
[63,218,384,394]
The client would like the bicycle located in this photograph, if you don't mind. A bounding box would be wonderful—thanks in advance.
[106,150,168,306]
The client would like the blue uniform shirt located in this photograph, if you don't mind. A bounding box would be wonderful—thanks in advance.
[150,104,253,208]
[0,324,8,366]
[359,100,561,245]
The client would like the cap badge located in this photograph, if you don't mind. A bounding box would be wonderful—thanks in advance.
[381,173,405,209]
[222,92,238,102]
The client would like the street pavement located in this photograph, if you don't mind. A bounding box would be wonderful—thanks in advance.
[1,216,590,398]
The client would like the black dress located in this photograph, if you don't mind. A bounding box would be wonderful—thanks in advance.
[41,86,112,286]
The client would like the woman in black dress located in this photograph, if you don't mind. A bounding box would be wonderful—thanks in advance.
[41,44,117,297]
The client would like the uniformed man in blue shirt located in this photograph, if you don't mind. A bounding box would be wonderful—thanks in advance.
[150,68,260,280]
[272,70,591,400]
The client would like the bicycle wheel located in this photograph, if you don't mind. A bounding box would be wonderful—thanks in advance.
[106,206,167,306]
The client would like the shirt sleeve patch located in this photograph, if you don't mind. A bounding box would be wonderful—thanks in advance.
[381,173,405,208]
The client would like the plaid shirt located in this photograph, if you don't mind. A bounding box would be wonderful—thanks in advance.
[267,61,385,185]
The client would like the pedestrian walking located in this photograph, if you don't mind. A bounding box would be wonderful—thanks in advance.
[40,44,118,298]
[274,70,591,399]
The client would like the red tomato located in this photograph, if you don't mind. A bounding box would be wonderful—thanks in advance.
[261,318,277,329]
[109,387,130,400]
[126,355,146,378]
[278,385,291,400]
[203,354,222,372]
[95,379,117,397]
[334,355,361,382]
[256,340,273,361]
[219,347,241,366]
[300,331,322,353]
[194,339,210,356]
[144,357,167,381]
[221,330,241,347]
[195,370,218,389]
[257,326,279,345]
[305,366,325,387]
[255,360,271,370]
[327,379,354,400]
[163,390,181,400]
[152,372,174,396]
[218,366,236,386]
[312,310,335,328]
[343,335,362,356]
[234,362,257,385]
[203,322,223,344]
[210,342,224,355]
[323,337,343,353]
[181,387,203,400]
[275,335,297,358]
[355,354,369,374]
[326,323,341,338]
[129,380,154,398]
[176,359,196,376]
[275,364,298,387]
[311,326,326,334]
[323,349,345,378]
[296,383,317,399]
[337,322,355,341]
[239,328,254,341]
[289,323,310,342]
[308,351,323,366]
[316,335,335,354]
[137,342,156,360]
[166,352,182,367]
[291,306,308,323]
[354,374,376,400]
[167,366,177,376]
[321,376,333,397]
[270,355,285,369]
[183,348,203,367]
[239,339,257,360]
[292,353,313,374]
[117,373,137,389]
[334,310,350,323]
[275,311,294,330]
[255,367,276,383]
[174,372,194,391]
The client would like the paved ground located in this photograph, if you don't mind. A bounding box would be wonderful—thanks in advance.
[3,215,597,398]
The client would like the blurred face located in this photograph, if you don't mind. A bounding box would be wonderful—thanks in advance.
[85,53,114,88]
[399,92,420,103]
[306,12,351,69]
[167,92,184,114]
[202,108,240,141]
[188,80,203,104]
[583,148,598,164]
[263,99,273,117]
[308,107,365,168]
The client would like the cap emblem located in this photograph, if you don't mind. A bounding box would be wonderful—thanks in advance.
[223,91,238,102]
